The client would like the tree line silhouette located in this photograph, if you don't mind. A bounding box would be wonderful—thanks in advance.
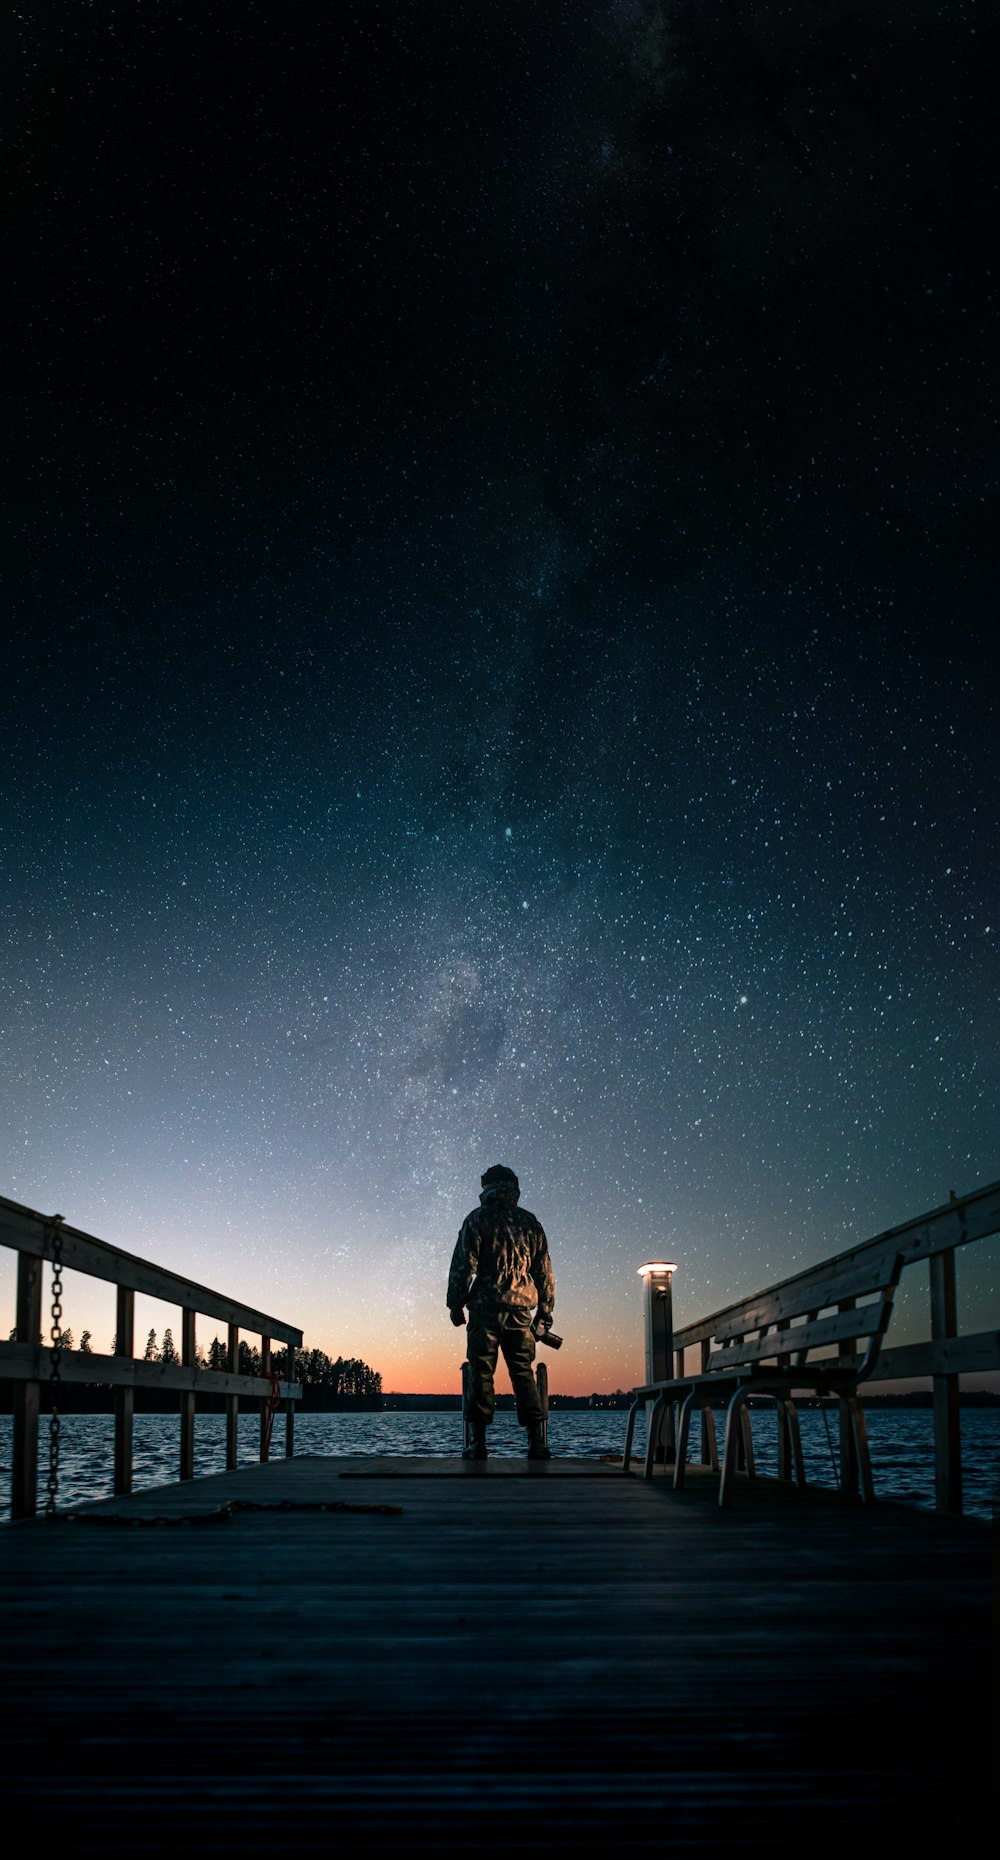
[202,1337,383,1409]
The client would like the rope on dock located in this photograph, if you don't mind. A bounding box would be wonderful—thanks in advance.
[53,1497,404,1526]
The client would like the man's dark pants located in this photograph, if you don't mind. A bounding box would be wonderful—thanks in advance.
[466,1305,542,1426]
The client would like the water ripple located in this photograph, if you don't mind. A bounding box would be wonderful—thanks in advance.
[1,1407,996,1521]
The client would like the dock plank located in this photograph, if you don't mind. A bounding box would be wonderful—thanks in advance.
[0,1454,990,1851]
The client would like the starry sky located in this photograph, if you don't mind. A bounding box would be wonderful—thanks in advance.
[4,3,998,1393]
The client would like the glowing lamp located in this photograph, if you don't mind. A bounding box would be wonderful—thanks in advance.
[637,1257,679,1396]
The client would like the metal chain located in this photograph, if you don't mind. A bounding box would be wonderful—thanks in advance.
[44,1215,65,1518]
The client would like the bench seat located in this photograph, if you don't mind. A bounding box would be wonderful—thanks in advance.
[623,1252,902,1507]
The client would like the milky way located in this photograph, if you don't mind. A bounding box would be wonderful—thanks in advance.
[4,5,997,1389]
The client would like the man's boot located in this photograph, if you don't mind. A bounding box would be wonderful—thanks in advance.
[526,1420,551,1461]
[464,1420,488,1460]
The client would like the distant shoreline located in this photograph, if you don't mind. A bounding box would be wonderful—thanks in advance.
[381,1390,1000,1410]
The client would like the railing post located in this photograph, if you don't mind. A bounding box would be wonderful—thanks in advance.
[775,1318,792,1481]
[285,1343,296,1458]
[227,1324,239,1470]
[180,1307,196,1481]
[837,1298,859,1494]
[699,1338,715,1466]
[259,1335,271,1462]
[930,1248,962,1513]
[12,1251,42,1520]
[637,1260,677,1463]
[114,1287,135,1496]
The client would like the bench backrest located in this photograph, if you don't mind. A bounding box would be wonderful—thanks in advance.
[706,1252,902,1380]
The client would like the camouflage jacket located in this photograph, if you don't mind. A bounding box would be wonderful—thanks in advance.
[447,1189,555,1321]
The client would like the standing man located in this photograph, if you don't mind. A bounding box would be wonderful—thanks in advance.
[447,1163,556,1461]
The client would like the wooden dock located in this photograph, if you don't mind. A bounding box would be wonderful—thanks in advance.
[1,1453,992,1852]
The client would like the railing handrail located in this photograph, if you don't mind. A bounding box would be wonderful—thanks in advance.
[673,1177,1000,1351]
[2,1190,306,1519]
[0,1340,300,1399]
[0,1193,302,1345]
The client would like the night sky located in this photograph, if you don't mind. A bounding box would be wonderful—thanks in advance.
[4,3,998,1392]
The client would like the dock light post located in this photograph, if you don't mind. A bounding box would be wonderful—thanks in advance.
[638,1261,678,1464]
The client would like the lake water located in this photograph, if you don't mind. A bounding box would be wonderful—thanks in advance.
[1,1406,997,1522]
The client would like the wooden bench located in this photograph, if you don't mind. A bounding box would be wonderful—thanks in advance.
[622,1251,903,1506]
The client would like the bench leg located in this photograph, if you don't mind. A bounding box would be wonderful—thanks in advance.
[848,1396,876,1504]
[720,1389,750,1508]
[739,1404,756,1478]
[674,1391,696,1490]
[622,1398,641,1473]
[783,1400,807,1487]
[701,1405,719,1471]
[643,1395,667,1481]
[662,1396,677,1466]
[776,1399,792,1481]
[836,1395,859,1496]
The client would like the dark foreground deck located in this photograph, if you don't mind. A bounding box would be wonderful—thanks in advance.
[1,1453,993,1852]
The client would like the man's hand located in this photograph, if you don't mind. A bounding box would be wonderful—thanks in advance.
[449,1307,466,1327]
[533,1314,552,1339]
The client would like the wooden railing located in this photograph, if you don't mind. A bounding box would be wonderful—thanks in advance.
[668,1177,1000,1513]
[0,1192,303,1520]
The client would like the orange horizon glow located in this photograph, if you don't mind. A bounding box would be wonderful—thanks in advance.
[335,1340,645,1400]
[0,1258,649,1401]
